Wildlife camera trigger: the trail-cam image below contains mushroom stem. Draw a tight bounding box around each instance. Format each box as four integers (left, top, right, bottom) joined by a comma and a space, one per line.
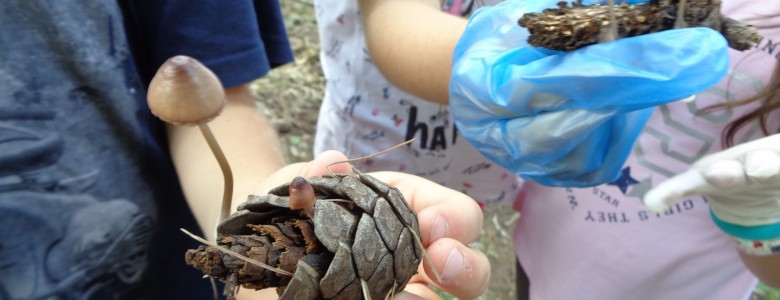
674, 0, 688, 28
198, 123, 234, 224
147, 55, 233, 239
599, 0, 619, 43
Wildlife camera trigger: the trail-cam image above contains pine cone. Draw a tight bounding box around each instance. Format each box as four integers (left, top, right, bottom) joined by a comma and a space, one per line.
185, 173, 423, 299
518, 0, 761, 51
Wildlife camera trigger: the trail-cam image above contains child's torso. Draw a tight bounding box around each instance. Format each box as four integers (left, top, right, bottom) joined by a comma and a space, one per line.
313, 0, 514, 205
516, 1, 780, 299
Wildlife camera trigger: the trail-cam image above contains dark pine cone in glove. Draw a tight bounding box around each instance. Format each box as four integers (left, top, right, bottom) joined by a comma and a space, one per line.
184, 173, 423, 300
518, 0, 762, 51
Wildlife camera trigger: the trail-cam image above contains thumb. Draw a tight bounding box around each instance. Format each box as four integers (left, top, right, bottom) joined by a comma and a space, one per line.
257, 150, 353, 194
644, 170, 709, 212
300, 150, 353, 177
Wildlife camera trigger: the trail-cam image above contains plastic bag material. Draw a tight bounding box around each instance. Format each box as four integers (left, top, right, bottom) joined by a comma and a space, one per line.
449, 0, 729, 187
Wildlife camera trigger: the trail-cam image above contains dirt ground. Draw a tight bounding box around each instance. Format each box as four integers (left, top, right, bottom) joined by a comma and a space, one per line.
251, 1, 518, 299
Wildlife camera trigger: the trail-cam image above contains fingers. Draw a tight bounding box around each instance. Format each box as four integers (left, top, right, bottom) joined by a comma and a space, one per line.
695, 134, 780, 167
644, 149, 780, 212
393, 286, 438, 300
700, 159, 746, 188
643, 170, 709, 212
301, 150, 353, 177
367, 171, 488, 299
370, 171, 483, 245
742, 149, 780, 183
415, 203, 482, 247
699, 150, 780, 187
412, 238, 491, 299
690, 149, 779, 188
644, 134, 780, 212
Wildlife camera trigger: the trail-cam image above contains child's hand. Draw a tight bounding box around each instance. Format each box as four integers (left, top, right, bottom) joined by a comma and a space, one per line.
645, 134, 780, 239
448, 0, 729, 187
370, 171, 489, 299
252, 151, 490, 299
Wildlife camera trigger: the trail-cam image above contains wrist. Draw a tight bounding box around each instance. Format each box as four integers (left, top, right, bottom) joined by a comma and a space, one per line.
710, 210, 780, 256
734, 237, 780, 256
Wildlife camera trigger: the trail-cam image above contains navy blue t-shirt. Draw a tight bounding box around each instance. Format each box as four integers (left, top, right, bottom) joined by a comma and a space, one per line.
0, 1, 292, 299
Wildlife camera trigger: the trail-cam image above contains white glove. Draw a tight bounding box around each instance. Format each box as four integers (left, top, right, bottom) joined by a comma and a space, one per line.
644, 134, 780, 231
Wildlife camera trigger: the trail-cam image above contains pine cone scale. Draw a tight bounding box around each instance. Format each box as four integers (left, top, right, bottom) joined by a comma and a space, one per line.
352, 214, 390, 280
319, 242, 356, 298
312, 200, 359, 253
373, 198, 405, 251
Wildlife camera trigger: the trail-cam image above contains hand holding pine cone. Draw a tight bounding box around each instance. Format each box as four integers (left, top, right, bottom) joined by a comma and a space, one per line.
185, 173, 423, 299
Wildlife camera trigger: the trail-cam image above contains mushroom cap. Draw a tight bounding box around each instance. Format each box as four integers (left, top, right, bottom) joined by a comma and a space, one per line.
147, 55, 226, 125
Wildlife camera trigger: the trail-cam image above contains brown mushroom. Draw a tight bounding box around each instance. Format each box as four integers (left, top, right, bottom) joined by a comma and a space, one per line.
288, 176, 316, 217
147, 55, 234, 229
148, 56, 225, 125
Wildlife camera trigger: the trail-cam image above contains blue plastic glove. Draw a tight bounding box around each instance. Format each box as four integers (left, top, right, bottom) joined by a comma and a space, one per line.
449, 0, 730, 187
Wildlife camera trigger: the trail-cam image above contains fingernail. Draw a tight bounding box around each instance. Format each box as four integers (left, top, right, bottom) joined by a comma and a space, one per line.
430, 216, 448, 243
703, 160, 743, 187
441, 247, 468, 283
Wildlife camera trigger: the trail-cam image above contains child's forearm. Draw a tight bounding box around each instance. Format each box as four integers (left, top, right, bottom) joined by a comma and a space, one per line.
167, 85, 286, 241
739, 252, 780, 288
359, 0, 466, 104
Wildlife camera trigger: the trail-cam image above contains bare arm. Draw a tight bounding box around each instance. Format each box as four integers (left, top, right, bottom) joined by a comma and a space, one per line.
740, 251, 780, 288
167, 84, 285, 241
359, 0, 466, 104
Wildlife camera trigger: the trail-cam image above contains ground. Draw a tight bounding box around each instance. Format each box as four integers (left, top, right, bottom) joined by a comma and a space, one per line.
250, 1, 779, 299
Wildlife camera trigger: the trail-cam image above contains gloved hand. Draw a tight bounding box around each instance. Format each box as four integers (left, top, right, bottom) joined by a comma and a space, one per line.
448, 0, 730, 187
644, 134, 780, 242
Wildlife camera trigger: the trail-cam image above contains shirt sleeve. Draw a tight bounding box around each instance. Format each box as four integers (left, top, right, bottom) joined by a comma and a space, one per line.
120, 0, 293, 88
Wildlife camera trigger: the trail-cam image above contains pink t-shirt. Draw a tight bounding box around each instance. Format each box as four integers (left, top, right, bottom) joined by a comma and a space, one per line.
313, 0, 515, 206
514, 2, 780, 299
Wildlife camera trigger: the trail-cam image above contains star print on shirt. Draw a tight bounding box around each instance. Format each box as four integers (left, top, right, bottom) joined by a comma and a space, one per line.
627, 177, 653, 199
608, 166, 639, 195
